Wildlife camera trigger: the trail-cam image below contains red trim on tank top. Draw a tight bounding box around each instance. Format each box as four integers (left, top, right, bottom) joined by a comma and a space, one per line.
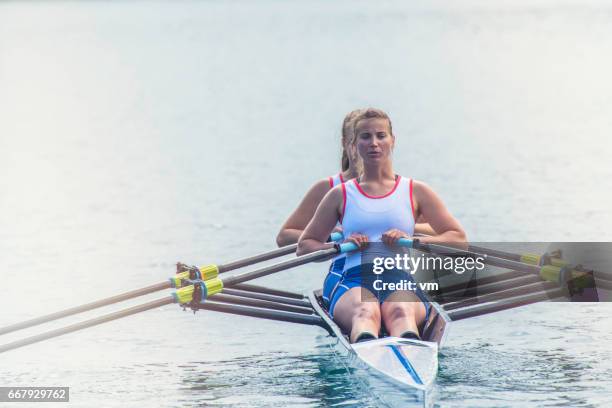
328, 177, 333, 189
354, 176, 401, 199
409, 178, 416, 220
339, 173, 345, 183
340, 182, 347, 223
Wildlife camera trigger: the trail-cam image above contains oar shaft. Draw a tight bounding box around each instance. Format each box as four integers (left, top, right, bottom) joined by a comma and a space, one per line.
222, 288, 311, 307
447, 287, 566, 321
218, 244, 297, 273
467, 244, 523, 262
0, 244, 303, 337
434, 269, 530, 296
212, 293, 313, 314
195, 301, 328, 330
0, 246, 340, 354
412, 234, 542, 264
221, 247, 337, 287
436, 274, 540, 303
442, 280, 559, 311
229, 283, 304, 299
0, 281, 170, 336
410, 240, 542, 275
0, 297, 174, 354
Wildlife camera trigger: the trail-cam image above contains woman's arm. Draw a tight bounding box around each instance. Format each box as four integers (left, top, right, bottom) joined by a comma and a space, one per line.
296, 186, 344, 256
276, 179, 331, 247
412, 181, 467, 244
414, 220, 437, 236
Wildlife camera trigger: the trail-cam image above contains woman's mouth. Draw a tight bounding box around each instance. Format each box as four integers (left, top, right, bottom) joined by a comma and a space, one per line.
367, 151, 382, 158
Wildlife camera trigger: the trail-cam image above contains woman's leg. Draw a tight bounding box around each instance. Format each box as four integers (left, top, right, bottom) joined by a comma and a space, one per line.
332, 287, 381, 343
380, 291, 427, 338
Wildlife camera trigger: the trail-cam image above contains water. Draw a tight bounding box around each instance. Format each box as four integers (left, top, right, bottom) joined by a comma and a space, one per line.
1, 0, 612, 406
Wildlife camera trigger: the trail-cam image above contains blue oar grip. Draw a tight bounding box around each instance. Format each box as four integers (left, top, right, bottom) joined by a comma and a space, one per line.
397, 238, 414, 248
338, 242, 359, 253
330, 231, 344, 242
337, 238, 414, 253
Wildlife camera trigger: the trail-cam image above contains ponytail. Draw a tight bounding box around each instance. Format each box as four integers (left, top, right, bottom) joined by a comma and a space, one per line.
341, 150, 350, 171
340, 109, 364, 173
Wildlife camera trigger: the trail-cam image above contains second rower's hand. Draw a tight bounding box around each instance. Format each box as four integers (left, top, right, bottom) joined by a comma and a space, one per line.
296, 237, 334, 256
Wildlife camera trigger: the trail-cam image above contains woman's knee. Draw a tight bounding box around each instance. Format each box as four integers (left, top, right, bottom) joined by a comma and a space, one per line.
352, 304, 380, 323
384, 304, 417, 323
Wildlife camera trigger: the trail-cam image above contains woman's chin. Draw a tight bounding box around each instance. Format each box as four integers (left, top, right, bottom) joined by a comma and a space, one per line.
363, 156, 384, 164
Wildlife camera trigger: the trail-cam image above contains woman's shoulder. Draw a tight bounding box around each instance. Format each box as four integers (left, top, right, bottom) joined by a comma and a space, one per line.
312, 177, 333, 191
409, 178, 428, 190
411, 179, 441, 202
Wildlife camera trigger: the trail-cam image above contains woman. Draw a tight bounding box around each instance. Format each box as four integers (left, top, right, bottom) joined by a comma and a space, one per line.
297, 108, 466, 343
276, 109, 363, 247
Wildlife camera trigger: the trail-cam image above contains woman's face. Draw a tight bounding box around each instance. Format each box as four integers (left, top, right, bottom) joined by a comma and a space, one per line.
353, 117, 394, 165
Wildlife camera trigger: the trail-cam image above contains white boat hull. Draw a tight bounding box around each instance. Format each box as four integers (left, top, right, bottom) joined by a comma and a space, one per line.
308, 290, 451, 402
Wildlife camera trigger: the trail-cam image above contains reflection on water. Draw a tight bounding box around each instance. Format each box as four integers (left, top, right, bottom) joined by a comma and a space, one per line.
177, 343, 383, 408
437, 303, 612, 407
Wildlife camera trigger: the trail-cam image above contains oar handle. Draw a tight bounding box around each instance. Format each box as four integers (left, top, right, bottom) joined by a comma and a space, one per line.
330, 231, 343, 242
337, 238, 415, 254
398, 238, 414, 247
337, 242, 358, 253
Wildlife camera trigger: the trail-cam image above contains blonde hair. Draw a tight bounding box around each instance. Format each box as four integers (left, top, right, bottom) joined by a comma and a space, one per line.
352, 108, 394, 141
341, 109, 364, 171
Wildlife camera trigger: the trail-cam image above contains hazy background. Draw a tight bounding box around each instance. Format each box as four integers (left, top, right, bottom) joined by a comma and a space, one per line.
1, 1, 611, 407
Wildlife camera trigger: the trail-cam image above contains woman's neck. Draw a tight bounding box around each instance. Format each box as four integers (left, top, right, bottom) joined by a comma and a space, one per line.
361, 162, 395, 182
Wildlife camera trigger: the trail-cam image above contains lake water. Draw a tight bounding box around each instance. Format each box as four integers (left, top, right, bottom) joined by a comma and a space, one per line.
1, 1, 612, 407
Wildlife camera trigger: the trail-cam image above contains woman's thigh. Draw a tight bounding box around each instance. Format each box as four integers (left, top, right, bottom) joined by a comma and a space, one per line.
332, 287, 381, 333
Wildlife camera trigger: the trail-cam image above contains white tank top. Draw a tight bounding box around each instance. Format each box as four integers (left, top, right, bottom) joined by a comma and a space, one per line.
328, 172, 344, 189
340, 176, 416, 271
328, 173, 346, 228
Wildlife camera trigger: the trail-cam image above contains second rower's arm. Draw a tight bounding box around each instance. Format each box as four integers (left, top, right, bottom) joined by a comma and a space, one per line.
296, 186, 343, 256
413, 181, 467, 244
276, 179, 331, 247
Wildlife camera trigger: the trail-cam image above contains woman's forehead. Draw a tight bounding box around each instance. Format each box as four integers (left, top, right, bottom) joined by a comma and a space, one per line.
355, 117, 390, 133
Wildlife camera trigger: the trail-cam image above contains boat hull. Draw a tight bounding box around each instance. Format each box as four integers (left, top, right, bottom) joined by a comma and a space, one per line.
308, 290, 451, 402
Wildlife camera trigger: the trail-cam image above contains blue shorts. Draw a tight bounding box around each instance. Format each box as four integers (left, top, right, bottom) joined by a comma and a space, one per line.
325, 265, 431, 324
322, 256, 346, 306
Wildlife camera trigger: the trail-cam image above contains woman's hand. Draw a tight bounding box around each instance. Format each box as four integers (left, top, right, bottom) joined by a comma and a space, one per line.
381, 229, 409, 246
345, 233, 369, 250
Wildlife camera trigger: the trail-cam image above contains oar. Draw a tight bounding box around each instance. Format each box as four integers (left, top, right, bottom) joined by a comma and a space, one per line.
0, 234, 342, 337
442, 279, 559, 311
402, 233, 600, 273
389, 238, 602, 319
0, 241, 354, 354
439, 266, 609, 320
447, 285, 567, 321
395, 238, 596, 290
0, 232, 345, 337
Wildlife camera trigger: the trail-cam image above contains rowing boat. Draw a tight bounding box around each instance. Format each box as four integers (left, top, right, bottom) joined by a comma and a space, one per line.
308, 289, 451, 400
